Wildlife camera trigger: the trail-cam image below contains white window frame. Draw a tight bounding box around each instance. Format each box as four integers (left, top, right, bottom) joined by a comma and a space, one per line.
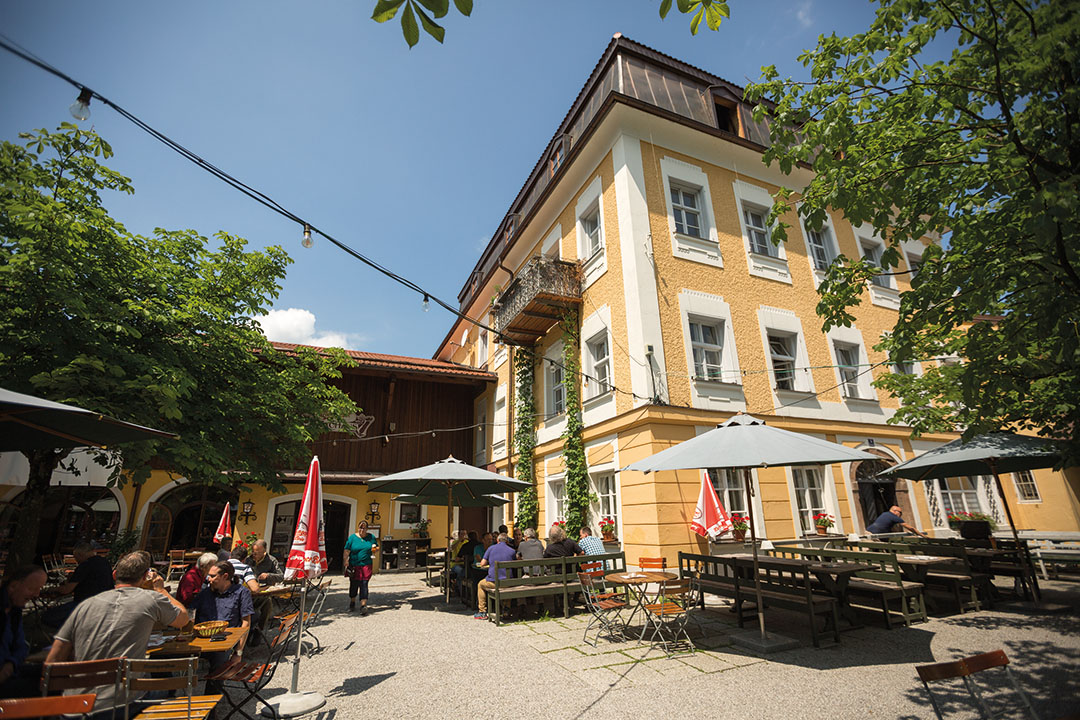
758, 306, 814, 394
584, 331, 611, 400
477, 326, 489, 368
856, 226, 900, 310
859, 238, 891, 289
474, 398, 487, 466
689, 317, 724, 382
799, 209, 840, 287
707, 468, 747, 516
826, 325, 878, 402
548, 360, 565, 418
1013, 470, 1042, 503
768, 333, 797, 391
937, 476, 983, 516
541, 223, 562, 260
660, 156, 722, 268
575, 176, 607, 288
670, 183, 703, 239
734, 181, 791, 283
834, 342, 862, 399
791, 467, 828, 535
547, 475, 566, 524
492, 385, 507, 460
579, 306, 616, 424
590, 471, 620, 536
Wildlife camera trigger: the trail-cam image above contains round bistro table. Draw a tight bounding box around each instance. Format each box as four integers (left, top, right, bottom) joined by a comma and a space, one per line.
605, 571, 677, 639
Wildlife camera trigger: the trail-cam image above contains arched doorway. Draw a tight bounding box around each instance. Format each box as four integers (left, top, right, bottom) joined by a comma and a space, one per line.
851, 451, 914, 530
141, 484, 238, 554
0, 486, 122, 558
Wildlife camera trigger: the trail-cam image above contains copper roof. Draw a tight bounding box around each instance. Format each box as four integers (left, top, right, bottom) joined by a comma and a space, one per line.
270, 341, 494, 382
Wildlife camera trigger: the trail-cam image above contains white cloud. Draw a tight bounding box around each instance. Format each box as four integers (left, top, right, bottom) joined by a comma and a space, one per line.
257, 308, 362, 350
796, 0, 813, 29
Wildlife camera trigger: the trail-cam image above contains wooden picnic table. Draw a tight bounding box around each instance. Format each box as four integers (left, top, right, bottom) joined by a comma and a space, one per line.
150, 626, 248, 657
728, 553, 873, 628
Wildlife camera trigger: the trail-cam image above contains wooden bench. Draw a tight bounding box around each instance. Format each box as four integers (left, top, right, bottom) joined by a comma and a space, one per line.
679, 552, 839, 647
770, 545, 927, 628
485, 552, 627, 626
851, 540, 991, 613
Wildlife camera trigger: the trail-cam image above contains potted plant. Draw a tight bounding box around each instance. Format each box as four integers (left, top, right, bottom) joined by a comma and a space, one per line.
599, 517, 616, 541
729, 514, 749, 542
412, 518, 431, 538
947, 511, 995, 538
813, 513, 835, 536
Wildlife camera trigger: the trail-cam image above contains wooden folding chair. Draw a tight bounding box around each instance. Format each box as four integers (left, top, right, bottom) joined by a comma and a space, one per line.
42, 657, 124, 719
916, 649, 1041, 719
166, 550, 189, 583
578, 572, 628, 646
122, 656, 222, 720
0, 693, 96, 718
206, 612, 299, 720
641, 578, 699, 654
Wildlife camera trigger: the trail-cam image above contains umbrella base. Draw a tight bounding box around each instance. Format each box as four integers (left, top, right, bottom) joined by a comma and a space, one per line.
260, 692, 326, 718
731, 629, 799, 654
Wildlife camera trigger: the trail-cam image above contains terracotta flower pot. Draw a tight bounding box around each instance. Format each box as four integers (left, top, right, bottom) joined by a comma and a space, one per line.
602, 531, 615, 541
732, 529, 746, 542
815, 525, 829, 536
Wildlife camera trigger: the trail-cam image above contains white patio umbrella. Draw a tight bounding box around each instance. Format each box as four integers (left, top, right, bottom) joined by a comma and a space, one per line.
263, 456, 327, 718
621, 413, 877, 648
367, 456, 531, 601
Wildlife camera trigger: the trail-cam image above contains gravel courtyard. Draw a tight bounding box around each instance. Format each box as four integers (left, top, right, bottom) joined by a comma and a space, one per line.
252, 573, 1080, 720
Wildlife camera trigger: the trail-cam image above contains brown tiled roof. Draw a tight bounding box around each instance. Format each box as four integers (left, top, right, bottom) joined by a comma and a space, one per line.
270, 341, 494, 382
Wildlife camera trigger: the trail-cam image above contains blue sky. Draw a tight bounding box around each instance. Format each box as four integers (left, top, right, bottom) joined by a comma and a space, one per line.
0, 1, 880, 358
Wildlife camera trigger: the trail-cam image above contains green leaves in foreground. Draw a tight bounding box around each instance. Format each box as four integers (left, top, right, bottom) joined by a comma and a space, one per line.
660, 0, 730, 34
371, 0, 471, 48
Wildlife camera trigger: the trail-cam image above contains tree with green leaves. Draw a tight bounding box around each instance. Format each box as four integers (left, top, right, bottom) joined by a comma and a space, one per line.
0, 124, 359, 566
745, 0, 1079, 466
371, 0, 727, 47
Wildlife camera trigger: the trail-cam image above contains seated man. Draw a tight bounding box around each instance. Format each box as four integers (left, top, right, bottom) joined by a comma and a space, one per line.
228, 545, 262, 593
177, 552, 219, 607
216, 536, 233, 562
577, 526, 606, 556
42, 542, 114, 628
46, 552, 188, 713
250, 540, 283, 586
452, 531, 478, 594
191, 561, 254, 666
543, 525, 583, 558
474, 532, 516, 621
0, 565, 48, 699
867, 505, 928, 537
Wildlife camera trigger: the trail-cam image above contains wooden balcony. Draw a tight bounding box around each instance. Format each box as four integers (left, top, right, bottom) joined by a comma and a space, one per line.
493, 257, 582, 345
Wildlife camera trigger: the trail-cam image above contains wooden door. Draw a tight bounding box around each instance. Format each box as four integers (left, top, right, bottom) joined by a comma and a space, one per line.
141, 502, 173, 555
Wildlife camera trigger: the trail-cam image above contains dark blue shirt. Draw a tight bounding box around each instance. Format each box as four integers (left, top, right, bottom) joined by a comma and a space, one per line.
192, 582, 254, 628
867, 510, 903, 534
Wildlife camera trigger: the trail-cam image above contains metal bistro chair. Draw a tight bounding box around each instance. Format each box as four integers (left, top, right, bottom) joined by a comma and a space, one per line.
916, 649, 1041, 720
42, 657, 124, 720
577, 571, 629, 647
641, 577, 700, 654
0, 693, 97, 718
123, 657, 222, 720
636, 556, 668, 604
166, 550, 190, 583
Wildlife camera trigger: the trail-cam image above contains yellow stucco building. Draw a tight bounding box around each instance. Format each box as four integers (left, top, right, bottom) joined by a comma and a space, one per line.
433, 35, 1080, 566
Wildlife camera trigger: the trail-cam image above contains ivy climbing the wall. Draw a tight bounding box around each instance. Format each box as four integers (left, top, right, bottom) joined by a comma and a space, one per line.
512, 348, 538, 530
560, 309, 594, 537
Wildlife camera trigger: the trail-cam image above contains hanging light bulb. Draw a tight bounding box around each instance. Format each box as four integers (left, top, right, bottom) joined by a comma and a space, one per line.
301, 224, 313, 249
69, 87, 92, 121
423, 294, 430, 312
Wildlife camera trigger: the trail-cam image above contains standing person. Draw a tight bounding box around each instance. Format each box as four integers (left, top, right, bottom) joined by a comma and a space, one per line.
46, 553, 189, 713
176, 552, 218, 607
41, 542, 114, 628
343, 520, 379, 614
577, 527, 606, 556
543, 525, 583, 558
474, 533, 516, 621
0, 565, 48, 698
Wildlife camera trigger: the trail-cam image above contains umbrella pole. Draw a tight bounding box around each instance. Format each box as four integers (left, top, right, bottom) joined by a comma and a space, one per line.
262, 580, 326, 717
446, 484, 454, 603
989, 464, 1041, 601
745, 468, 766, 641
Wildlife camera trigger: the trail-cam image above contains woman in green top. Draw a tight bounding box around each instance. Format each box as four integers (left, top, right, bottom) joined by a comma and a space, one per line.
343, 520, 379, 614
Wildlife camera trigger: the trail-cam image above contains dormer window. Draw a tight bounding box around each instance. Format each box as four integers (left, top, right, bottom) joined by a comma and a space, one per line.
550, 145, 565, 176
715, 100, 739, 136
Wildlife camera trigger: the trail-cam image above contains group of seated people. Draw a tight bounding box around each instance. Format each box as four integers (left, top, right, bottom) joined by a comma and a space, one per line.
0, 536, 287, 714
447, 523, 609, 620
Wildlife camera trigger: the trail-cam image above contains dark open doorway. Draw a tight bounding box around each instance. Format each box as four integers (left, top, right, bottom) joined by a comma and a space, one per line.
324, 502, 349, 571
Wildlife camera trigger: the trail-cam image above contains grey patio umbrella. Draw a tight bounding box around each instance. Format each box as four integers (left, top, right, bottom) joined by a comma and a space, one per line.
394, 493, 511, 508
0, 387, 176, 451
621, 413, 877, 646
880, 431, 1068, 601
367, 455, 531, 601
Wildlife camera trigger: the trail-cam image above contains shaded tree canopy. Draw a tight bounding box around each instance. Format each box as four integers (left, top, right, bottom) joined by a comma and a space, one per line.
745, 0, 1079, 465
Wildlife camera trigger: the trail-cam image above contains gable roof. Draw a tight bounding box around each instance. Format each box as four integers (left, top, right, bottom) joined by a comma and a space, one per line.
270, 341, 494, 382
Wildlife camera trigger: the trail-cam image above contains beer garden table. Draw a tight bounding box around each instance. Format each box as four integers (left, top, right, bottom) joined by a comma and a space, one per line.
605, 570, 677, 640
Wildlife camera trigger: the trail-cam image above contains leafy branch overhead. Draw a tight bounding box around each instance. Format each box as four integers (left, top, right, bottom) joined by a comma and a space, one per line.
373, 0, 726, 47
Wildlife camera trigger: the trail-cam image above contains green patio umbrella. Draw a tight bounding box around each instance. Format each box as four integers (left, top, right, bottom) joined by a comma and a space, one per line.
367, 456, 530, 601
880, 431, 1068, 601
